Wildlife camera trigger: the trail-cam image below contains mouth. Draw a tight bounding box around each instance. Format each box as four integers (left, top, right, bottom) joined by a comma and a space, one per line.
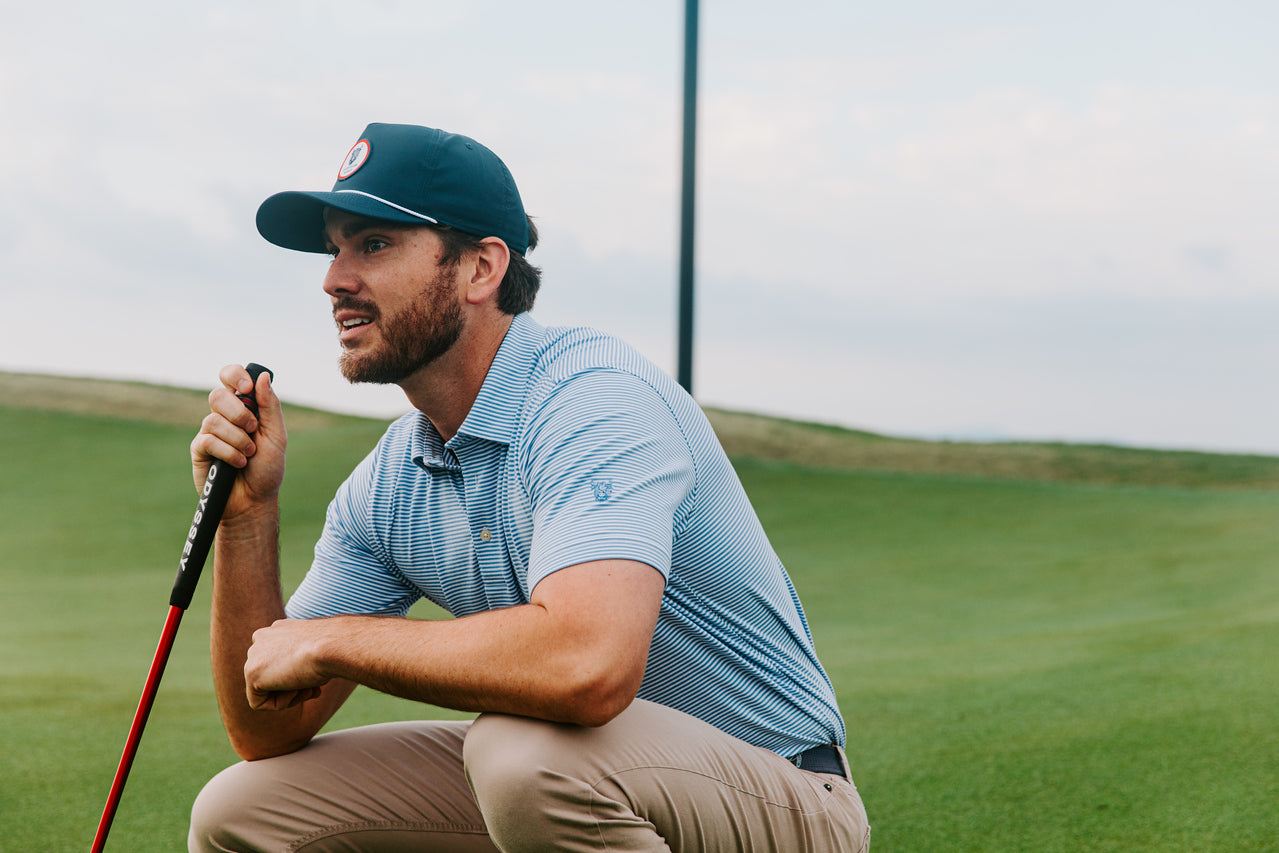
334, 308, 377, 343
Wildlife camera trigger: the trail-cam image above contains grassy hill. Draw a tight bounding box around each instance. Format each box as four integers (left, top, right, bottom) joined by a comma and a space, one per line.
2, 372, 1276, 851
707, 408, 1279, 489
6, 370, 1277, 487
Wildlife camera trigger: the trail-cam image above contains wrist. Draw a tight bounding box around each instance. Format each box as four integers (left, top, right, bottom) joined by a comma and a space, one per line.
309, 616, 356, 681
216, 499, 280, 542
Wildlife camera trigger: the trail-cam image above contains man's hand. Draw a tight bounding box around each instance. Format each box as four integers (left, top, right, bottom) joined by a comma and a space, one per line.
191, 365, 287, 520
244, 618, 334, 711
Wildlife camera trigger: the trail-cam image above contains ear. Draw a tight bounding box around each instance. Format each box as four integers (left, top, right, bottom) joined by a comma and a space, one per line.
463, 238, 510, 306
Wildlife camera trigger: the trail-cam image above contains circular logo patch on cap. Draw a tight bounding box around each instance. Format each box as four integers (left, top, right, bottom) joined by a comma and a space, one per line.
337, 139, 371, 180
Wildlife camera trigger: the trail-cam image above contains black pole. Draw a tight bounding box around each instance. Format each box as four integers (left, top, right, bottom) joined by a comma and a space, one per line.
677, 0, 699, 394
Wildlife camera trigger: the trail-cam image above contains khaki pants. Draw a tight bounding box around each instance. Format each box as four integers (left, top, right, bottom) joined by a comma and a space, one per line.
189, 698, 870, 852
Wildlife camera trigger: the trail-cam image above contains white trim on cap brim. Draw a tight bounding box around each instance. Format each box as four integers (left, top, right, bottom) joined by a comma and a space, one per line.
335, 189, 440, 224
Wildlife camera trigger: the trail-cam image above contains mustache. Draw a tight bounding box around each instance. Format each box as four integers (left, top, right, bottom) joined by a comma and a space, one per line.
332, 297, 380, 320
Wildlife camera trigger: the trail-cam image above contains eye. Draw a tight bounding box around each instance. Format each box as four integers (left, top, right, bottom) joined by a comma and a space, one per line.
365, 237, 389, 254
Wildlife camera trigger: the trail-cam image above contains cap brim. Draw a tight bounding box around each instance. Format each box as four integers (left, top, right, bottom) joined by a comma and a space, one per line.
255, 190, 435, 253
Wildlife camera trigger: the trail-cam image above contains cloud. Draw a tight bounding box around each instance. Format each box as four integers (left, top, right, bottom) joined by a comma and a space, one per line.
1, 1, 1275, 455
689, 273, 1279, 453
1183, 244, 1230, 274
683, 79, 1279, 311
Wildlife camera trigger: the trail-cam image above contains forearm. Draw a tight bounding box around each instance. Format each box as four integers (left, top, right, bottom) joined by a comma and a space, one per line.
210, 501, 349, 759
247, 561, 665, 728
316, 607, 633, 726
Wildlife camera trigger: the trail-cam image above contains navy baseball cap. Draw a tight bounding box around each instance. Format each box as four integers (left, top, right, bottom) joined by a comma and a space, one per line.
256, 123, 529, 255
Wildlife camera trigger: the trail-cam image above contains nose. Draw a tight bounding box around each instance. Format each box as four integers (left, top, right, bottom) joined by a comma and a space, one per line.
322, 253, 362, 298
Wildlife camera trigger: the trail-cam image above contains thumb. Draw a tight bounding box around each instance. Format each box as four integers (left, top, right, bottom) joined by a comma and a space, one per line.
251, 369, 285, 438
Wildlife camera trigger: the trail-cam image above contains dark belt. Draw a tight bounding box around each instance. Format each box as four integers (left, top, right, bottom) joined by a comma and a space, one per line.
790, 744, 844, 777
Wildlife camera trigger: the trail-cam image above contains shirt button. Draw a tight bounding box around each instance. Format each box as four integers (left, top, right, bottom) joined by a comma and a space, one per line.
480, 528, 492, 543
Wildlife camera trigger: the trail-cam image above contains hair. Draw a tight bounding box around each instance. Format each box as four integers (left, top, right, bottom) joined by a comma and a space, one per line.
432, 217, 542, 315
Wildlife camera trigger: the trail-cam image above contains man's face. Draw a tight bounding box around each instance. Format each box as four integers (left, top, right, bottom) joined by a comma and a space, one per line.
322, 210, 465, 385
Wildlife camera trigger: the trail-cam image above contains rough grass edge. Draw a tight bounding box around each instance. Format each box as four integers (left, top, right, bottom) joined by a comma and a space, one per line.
3, 371, 1276, 489
703, 407, 1279, 489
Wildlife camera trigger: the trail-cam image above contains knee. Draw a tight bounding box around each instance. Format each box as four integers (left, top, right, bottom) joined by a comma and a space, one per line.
187, 760, 273, 853
463, 712, 557, 805
464, 713, 591, 847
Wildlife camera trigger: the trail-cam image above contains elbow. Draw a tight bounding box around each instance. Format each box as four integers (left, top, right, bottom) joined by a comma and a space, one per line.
229, 731, 313, 762
558, 663, 644, 727
567, 694, 633, 728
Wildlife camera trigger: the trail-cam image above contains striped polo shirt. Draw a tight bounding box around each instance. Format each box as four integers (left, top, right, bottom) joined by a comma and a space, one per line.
287, 313, 846, 757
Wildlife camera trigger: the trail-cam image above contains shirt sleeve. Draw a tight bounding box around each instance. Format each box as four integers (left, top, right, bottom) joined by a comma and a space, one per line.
285, 446, 422, 619
520, 369, 696, 591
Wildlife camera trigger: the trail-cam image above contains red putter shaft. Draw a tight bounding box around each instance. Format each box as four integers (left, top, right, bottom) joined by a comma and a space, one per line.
91, 364, 271, 853
90, 606, 184, 852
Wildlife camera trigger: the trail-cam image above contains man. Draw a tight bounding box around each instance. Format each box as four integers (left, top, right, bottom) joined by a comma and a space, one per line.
188, 122, 870, 852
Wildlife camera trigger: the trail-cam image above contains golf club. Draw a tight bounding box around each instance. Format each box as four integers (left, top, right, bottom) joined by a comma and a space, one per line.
90, 363, 272, 853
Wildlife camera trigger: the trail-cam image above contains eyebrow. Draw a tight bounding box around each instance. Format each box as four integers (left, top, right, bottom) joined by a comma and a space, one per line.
324, 215, 415, 244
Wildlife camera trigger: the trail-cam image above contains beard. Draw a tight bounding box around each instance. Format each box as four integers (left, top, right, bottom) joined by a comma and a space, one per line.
336, 267, 464, 385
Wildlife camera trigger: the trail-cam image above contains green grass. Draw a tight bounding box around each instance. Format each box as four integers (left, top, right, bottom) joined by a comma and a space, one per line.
0, 403, 443, 851
742, 460, 1279, 850
2, 375, 1277, 850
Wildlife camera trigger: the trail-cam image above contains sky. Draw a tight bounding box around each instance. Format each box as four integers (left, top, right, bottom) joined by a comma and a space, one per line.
3, 0, 1277, 454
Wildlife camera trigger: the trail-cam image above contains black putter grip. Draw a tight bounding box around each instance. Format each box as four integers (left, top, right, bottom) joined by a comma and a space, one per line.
169, 364, 273, 609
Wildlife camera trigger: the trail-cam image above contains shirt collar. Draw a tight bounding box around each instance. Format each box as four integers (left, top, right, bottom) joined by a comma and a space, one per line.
408, 313, 543, 469
457, 312, 543, 445
409, 413, 458, 471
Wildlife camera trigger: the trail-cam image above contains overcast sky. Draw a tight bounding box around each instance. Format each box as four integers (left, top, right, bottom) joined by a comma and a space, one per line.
3, 1, 1276, 453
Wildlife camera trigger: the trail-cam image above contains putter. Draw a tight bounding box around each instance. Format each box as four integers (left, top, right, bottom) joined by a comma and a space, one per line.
91, 363, 272, 853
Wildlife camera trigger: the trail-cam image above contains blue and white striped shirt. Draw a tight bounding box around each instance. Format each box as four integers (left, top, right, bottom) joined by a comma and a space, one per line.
287, 313, 846, 756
